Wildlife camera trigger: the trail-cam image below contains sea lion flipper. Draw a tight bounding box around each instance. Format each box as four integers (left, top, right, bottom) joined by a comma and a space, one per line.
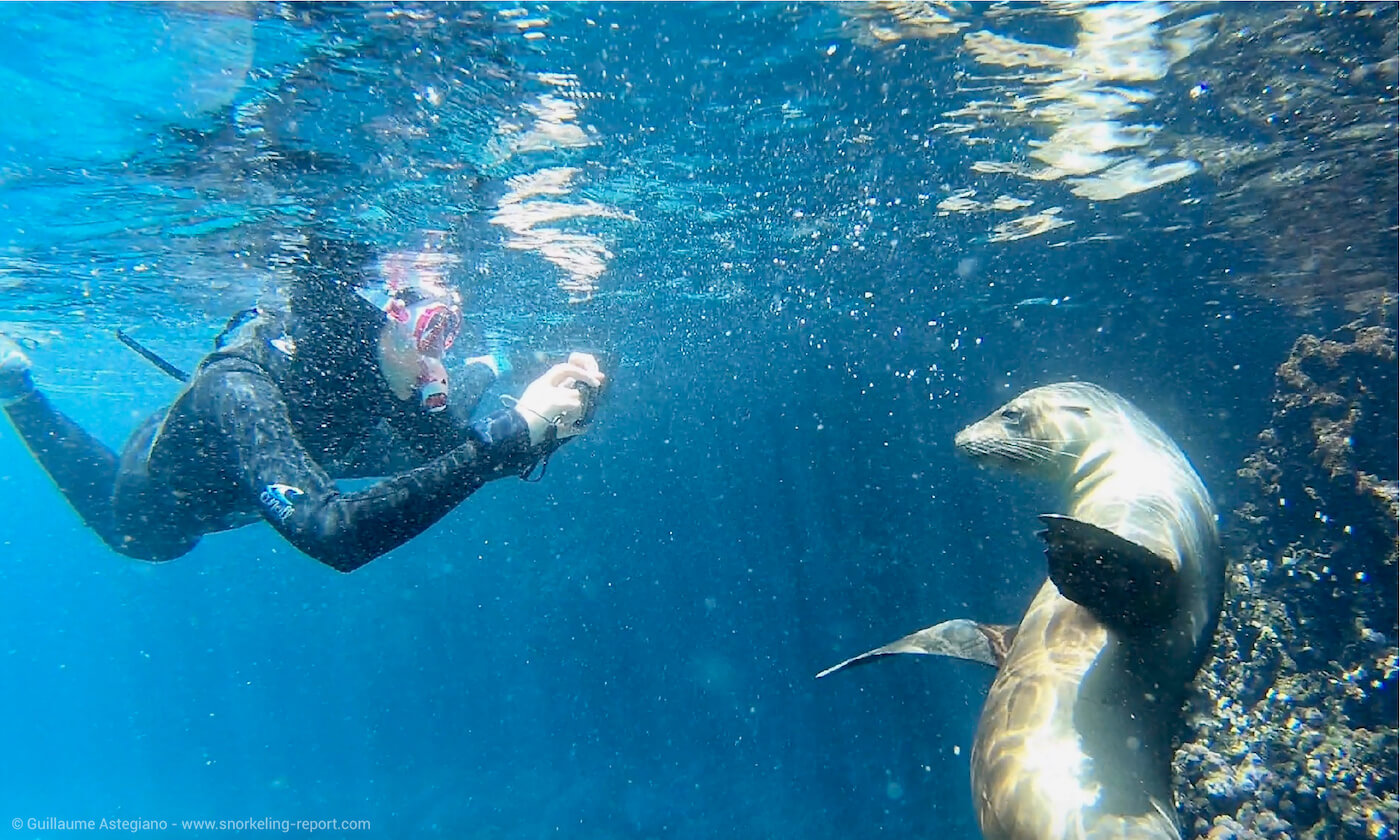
816, 619, 1015, 679
1037, 513, 1180, 631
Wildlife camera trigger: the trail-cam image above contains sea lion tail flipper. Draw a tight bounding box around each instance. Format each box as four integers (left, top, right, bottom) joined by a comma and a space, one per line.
816, 619, 1016, 679
1038, 513, 1180, 631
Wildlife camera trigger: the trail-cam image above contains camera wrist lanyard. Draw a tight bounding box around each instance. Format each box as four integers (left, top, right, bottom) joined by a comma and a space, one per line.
520, 430, 563, 481
500, 395, 564, 482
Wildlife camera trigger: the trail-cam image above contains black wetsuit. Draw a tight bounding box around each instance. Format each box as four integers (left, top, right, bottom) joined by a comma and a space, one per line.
3, 307, 540, 572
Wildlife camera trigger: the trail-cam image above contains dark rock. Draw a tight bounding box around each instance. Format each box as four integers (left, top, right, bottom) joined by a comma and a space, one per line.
1175, 320, 1399, 840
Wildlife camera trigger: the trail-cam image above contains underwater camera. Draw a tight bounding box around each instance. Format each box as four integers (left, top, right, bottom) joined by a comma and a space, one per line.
575, 380, 601, 427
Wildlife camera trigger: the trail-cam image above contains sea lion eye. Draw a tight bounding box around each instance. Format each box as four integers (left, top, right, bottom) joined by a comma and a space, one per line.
1001, 407, 1024, 424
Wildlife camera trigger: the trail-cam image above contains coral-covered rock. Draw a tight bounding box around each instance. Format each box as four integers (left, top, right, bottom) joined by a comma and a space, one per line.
1175, 320, 1398, 840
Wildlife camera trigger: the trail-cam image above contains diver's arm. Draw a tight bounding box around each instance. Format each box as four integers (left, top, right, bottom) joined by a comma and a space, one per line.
456, 356, 501, 409
387, 356, 505, 461
190, 361, 534, 572
436, 357, 499, 426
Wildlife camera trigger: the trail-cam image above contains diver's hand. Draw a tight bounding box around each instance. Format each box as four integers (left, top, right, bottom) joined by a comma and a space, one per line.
464, 354, 500, 377
513, 354, 605, 446
465, 351, 511, 378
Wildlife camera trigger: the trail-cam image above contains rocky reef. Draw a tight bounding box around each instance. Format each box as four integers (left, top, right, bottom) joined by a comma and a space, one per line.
1175, 320, 1398, 840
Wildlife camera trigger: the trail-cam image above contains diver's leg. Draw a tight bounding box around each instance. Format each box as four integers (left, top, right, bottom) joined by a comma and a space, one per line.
1, 336, 122, 531
1, 335, 198, 561
0, 334, 33, 403
107, 413, 201, 562
4, 389, 123, 542
5, 388, 200, 560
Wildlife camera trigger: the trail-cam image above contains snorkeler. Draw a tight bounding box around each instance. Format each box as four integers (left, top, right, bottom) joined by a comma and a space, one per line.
0, 234, 605, 572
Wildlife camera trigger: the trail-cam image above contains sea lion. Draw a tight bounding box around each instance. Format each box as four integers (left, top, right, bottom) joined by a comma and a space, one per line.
820, 382, 1222, 840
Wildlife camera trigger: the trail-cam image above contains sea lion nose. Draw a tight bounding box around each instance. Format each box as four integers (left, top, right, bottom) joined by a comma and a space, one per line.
954, 426, 974, 450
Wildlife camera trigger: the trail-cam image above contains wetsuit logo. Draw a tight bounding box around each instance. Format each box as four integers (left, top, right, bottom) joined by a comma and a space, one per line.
260, 483, 304, 522
270, 334, 297, 357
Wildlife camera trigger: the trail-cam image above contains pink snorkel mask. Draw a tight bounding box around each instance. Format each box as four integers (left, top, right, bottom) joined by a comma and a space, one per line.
383, 295, 463, 357
359, 248, 464, 413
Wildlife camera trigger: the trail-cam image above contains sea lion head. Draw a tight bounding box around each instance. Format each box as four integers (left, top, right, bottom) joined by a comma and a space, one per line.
954, 382, 1117, 477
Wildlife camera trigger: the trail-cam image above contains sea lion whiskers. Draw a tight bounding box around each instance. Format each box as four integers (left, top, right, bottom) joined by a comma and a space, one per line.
996, 442, 1055, 464
1012, 436, 1084, 454
965, 436, 1081, 464
1000, 440, 1060, 463
961, 437, 1040, 462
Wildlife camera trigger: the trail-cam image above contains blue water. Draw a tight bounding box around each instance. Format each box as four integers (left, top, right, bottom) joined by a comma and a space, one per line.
0, 3, 1394, 838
